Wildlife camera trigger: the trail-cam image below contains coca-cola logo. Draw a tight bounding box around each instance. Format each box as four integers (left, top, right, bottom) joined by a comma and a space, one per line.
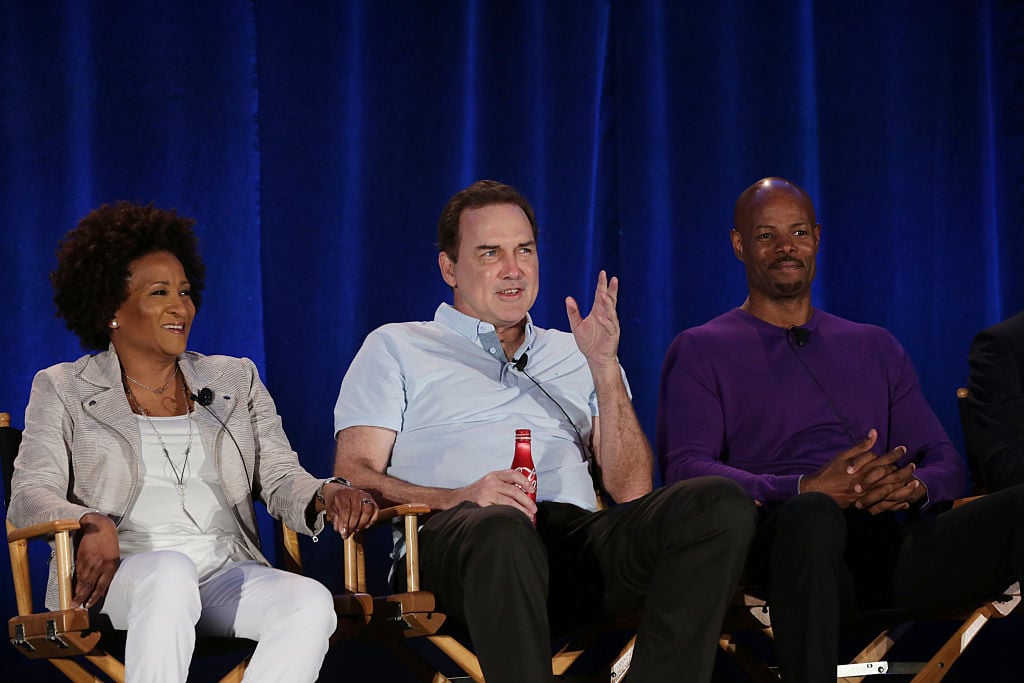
515, 466, 537, 492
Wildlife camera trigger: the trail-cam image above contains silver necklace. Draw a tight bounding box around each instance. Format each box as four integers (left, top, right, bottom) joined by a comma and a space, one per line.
126, 383, 202, 530
123, 367, 178, 394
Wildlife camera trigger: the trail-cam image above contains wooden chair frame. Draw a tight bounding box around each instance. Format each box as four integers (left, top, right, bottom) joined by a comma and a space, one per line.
719, 580, 1021, 682
3, 411, 366, 682
338, 504, 636, 682
717, 387, 1022, 681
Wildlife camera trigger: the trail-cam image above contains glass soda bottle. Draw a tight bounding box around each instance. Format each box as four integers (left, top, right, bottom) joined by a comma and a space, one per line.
512, 428, 537, 523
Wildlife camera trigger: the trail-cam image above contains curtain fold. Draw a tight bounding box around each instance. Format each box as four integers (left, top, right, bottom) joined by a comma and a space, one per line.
3, 2, 1023, 678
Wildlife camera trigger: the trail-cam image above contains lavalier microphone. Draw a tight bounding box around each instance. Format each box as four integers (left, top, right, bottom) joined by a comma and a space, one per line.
788, 325, 810, 348
785, 326, 857, 443
513, 353, 529, 372
187, 384, 252, 494
190, 387, 214, 406
511, 352, 588, 462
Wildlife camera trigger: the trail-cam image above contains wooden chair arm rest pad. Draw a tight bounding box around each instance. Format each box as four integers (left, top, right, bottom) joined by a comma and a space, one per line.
331, 592, 374, 641
375, 591, 436, 613
8, 608, 101, 659
368, 591, 445, 637
8, 519, 82, 542
334, 592, 374, 621
375, 503, 431, 522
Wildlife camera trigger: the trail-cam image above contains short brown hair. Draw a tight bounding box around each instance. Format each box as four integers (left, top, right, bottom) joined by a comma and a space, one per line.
436, 180, 538, 261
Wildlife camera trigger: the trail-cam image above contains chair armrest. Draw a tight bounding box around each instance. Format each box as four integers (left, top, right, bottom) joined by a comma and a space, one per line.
342, 503, 432, 593
7, 518, 82, 615
376, 503, 432, 522
8, 607, 101, 658
7, 519, 82, 542
280, 522, 303, 574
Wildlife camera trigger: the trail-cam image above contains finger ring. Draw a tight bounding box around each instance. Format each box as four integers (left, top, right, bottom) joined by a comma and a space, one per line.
361, 498, 374, 506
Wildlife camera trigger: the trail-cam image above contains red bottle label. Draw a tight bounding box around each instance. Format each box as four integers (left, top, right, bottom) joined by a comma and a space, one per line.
512, 429, 537, 499
512, 429, 537, 524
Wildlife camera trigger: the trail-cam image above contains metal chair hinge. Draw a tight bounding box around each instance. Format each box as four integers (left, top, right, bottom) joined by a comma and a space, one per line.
45, 619, 70, 648
12, 623, 36, 652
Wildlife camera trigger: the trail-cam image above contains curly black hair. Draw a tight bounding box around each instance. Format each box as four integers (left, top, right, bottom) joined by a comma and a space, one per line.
51, 201, 205, 350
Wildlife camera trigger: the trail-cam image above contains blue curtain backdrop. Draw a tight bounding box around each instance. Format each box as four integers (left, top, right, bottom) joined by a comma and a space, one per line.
2, 1, 1023, 680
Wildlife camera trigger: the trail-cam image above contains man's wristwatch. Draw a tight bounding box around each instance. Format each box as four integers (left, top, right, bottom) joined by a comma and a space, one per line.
317, 476, 351, 504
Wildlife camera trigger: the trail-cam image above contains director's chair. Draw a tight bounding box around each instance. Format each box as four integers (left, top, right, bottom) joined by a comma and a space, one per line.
716, 388, 1022, 681
337, 503, 637, 682
719, 571, 1020, 681
3, 411, 369, 682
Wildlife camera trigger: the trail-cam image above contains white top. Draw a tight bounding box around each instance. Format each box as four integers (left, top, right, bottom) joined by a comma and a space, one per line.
118, 414, 254, 581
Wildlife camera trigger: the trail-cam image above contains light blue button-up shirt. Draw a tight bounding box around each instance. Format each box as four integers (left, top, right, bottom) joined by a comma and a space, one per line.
334, 303, 611, 511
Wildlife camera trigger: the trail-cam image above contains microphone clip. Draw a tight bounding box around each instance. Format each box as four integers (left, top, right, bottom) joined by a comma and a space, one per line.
191, 387, 214, 406
788, 326, 810, 348
512, 353, 529, 372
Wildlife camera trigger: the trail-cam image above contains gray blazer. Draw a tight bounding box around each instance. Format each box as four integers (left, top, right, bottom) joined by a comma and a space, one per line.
9, 345, 325, 607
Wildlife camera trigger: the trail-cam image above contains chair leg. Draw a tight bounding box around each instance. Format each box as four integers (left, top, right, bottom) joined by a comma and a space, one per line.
718, 633, 780, 683
218, 655, 251, 683
848, 622, 909, 667
48, 657, 109, 683
552, 633, 599, 676
427, 634, 485, 683
378, 639, 445, 682
609, 635, 635, 682
838, 622, 915, 683
909, 608, 995, 683
551, 631, 634, 682
84, 652, 126, 682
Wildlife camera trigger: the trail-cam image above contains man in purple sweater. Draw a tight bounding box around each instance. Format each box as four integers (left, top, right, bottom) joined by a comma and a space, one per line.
657, 177, 1024, 682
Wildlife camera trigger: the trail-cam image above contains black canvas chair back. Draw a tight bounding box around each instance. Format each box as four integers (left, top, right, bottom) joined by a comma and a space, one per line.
1, 412, 21, 509
957, 387, 988, 495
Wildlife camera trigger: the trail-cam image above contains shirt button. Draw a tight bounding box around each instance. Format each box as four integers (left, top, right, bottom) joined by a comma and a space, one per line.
489, 347, 496, 354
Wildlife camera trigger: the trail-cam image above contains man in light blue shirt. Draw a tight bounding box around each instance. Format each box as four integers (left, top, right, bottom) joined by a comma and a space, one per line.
335, 302, 599, 510
332, 179, 755, 683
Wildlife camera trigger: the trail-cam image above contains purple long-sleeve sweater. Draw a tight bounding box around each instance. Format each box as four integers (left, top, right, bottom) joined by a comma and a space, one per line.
657, 308, 965, 506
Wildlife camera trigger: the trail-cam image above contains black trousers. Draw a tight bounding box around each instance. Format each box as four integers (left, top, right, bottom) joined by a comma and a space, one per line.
396, 477, 756, 683
748, 485, 1024, 683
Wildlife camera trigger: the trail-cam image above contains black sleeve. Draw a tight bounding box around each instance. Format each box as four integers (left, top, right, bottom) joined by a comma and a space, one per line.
968, 328, 1024, 490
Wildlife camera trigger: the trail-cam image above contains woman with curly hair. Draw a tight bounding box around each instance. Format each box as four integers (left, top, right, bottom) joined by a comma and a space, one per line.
9, 201, 377, 682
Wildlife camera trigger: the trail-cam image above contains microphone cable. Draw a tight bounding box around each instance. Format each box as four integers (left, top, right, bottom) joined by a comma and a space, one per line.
188, 385, 254, 496
784, 327, 859, 444
512, 353, 590, 463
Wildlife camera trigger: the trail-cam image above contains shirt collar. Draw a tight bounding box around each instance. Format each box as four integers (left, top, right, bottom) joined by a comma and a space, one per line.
434, 302, 536, 361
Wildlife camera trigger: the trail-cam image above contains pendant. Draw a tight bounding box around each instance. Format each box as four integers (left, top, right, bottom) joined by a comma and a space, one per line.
175, 482, 203, 531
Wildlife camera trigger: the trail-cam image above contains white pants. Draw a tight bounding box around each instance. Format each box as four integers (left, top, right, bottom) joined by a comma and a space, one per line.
100, 551, 336, 683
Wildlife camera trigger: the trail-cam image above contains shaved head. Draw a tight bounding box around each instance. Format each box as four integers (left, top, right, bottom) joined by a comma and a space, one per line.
734, 177, 817, 232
